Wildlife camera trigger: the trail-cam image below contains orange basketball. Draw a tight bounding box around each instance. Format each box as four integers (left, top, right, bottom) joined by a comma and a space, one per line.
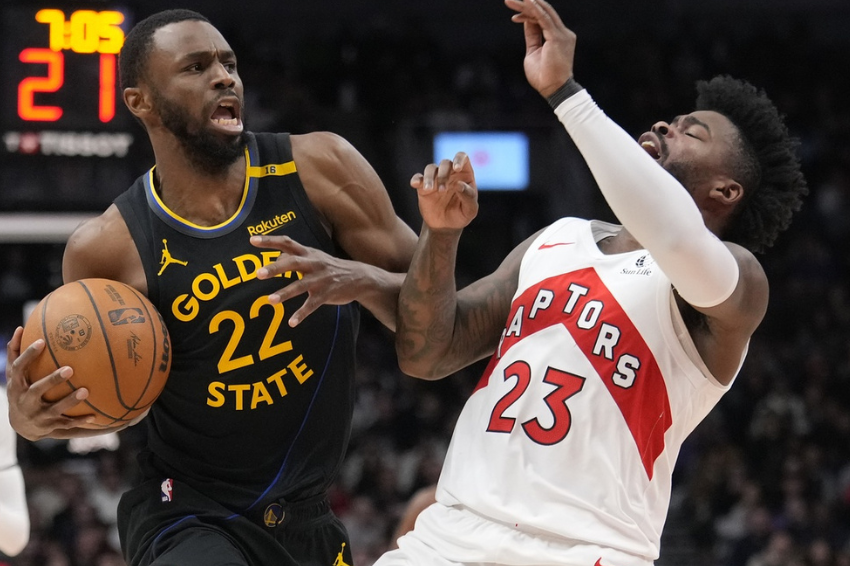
20, 278, 171, 429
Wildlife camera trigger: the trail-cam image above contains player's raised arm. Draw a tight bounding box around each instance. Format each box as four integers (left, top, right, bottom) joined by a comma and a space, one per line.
395, 153, 535, 380
506, 0, 806, 384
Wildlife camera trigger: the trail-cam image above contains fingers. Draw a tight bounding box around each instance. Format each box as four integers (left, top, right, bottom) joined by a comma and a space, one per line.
436, 159, 454, 191
8, 336, 46, 389
452, 151, 469, 172
50, 386, 95, 424
5, 327, 24, 382
529, 0, 567, 30
418, 163, 439, 193
287, 298, 320, 328
250, 235, 306, 255
251, 235, 314, 281
412, 154, 474, 195
26, 365, 74, 396
505, 0, 568, 37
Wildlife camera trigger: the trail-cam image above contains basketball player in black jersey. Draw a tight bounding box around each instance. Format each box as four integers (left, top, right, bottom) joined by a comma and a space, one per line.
5, 9, 417, 566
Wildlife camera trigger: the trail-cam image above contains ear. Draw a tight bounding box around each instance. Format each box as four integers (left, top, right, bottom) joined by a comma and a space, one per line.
710, 177, 744, 206
123, 87, 152, 120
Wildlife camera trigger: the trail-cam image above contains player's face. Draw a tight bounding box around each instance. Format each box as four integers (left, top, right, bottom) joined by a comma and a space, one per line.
637, 110, 740, 197
144, 20, 246, 170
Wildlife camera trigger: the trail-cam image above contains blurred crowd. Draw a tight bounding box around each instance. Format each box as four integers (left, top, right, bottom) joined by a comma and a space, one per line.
2, 2, 850, 565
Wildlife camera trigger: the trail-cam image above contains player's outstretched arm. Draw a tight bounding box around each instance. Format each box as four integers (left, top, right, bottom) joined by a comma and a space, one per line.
395, 153, 534, 380
253, 132, 418, 330
507, 0, 766, 384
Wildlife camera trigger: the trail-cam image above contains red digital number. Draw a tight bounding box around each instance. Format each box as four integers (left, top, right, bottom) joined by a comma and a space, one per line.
17, 10, 125, 124
18, 47, 64, 121
99, 53, 116, 122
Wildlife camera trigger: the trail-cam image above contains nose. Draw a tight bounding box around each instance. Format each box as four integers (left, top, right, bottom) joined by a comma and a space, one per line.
651, 121, 670, 136
210, 62, 236, 90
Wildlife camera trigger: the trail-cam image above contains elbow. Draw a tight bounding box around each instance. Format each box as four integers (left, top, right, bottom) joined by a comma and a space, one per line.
397, 357, 445, 381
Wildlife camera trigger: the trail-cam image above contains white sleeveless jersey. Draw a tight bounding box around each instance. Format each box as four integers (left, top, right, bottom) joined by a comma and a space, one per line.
436, 218, 738, 561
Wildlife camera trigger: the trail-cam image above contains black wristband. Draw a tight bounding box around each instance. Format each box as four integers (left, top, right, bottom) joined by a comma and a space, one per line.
546, 77, 584, 109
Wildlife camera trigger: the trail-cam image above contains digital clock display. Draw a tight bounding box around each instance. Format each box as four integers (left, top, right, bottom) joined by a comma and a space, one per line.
1, 4, 136, 158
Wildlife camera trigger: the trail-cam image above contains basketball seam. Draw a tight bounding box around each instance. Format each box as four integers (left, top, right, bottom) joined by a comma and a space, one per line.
122, 283, 163, 411
79, 279, 132, 418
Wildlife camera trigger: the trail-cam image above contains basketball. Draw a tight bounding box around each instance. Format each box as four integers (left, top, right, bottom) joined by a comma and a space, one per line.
20, 278, 171, 429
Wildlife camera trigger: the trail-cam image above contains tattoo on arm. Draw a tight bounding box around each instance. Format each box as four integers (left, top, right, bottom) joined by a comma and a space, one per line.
397, 233, 516, 377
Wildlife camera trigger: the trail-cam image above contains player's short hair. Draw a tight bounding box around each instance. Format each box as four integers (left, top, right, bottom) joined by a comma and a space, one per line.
696, 75, 808, 253
119, 9, 210, 91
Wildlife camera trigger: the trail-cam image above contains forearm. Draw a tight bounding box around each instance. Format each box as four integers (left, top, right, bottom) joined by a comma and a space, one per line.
396, 227, 465, 379
554, 87, 739, 307
0, 466, 30, 556
354, 268, 405, 331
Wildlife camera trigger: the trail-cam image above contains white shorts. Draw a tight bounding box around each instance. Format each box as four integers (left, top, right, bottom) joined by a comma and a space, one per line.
374, 504, 654, 566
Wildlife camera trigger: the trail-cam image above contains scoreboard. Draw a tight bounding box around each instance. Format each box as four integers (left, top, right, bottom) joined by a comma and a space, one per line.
1, 3, 141, 212
1, 4, 135, 158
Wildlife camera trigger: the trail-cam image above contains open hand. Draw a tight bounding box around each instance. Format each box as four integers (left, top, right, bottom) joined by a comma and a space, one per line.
505, 0, 577, 98
251, 236, 368, 327
410, 152, 478, 232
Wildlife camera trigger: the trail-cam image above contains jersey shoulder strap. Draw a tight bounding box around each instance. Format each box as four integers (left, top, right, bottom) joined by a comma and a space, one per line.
114, 175, 162, 304
251, 132, 337, 255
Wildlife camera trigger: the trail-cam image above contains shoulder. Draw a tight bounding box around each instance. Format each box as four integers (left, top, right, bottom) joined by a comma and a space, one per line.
290, 131, 356, 162
289, 131, 391, 219
290, 131, 372, 187
63, 205, 146, 291
65, 206, 128, 251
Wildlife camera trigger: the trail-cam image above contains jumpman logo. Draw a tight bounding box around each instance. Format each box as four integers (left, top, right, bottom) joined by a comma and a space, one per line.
158, 239, 188, 276
332, 542, 350, 566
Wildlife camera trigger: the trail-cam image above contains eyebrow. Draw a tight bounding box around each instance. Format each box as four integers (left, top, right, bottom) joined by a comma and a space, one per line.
179, 49, 236, 62
673, 115, 711, 135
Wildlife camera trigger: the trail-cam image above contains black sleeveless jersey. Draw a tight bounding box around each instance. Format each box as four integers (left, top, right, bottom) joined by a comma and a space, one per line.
114, 133, 359, 513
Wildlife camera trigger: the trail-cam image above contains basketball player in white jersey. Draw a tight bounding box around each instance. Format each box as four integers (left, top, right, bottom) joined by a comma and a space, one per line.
376, 0, 807, 565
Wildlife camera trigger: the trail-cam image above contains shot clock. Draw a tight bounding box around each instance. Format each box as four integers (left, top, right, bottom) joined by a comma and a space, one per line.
1, 4, 135, 158
1, 3, 141, 212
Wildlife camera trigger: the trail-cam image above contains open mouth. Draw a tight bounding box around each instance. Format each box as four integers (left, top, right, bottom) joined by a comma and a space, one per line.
638, 132, 661, 161
210, 99, 242, 132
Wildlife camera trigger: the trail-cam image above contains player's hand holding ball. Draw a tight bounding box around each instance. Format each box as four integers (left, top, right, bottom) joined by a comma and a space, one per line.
7, 279, 171, 440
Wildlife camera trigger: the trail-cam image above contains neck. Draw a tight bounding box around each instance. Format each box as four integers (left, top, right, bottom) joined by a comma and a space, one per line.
151, 139, 247, 227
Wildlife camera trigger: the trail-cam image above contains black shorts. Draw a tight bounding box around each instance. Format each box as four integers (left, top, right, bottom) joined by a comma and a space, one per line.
117, 478, 352, 566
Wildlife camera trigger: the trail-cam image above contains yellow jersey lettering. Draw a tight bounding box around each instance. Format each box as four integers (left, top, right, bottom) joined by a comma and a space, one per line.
192, 272, 220, 301
172, 294, 199, 322
250, 381, 275, 409
207, 382, 226, 407
213, 262, 241, 289
170, 254, 300, 322
266, 369, 288, 397
289, 355, 313, 384
228, 383, 251, 410
203, 355, 314, 410
234, 253, 262, 281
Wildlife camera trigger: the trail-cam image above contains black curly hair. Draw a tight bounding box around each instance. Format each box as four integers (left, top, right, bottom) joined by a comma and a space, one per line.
119, 9, 210, 91
695, 75, 808, 253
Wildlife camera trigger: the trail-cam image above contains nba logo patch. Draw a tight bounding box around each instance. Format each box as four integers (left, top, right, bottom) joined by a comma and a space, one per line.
161, 478, 173, 502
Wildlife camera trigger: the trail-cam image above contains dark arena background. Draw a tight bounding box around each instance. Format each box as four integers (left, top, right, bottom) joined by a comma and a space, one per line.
1, 0, 849, 564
